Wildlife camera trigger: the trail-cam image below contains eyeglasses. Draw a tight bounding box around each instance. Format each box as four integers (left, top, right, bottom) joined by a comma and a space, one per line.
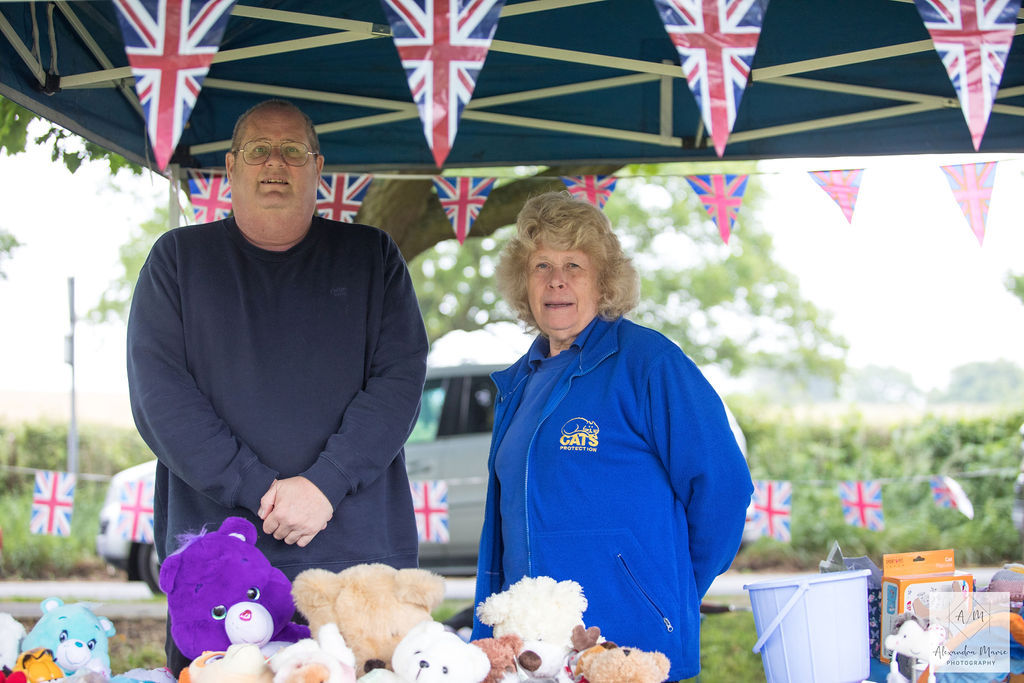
233, 140, 318, 167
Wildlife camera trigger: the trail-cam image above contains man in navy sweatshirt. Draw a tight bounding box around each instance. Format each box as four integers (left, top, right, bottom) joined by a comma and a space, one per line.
127, 99, 428, 673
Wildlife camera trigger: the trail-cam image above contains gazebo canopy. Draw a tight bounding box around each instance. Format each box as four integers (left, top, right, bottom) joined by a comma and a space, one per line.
0, 0, 1021, 173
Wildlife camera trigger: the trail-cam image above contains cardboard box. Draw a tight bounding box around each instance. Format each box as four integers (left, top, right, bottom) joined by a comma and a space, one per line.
879, 549, 973, 663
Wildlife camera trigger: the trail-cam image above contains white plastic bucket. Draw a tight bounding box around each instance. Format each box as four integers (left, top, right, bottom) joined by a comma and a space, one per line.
744, 569, 871, 683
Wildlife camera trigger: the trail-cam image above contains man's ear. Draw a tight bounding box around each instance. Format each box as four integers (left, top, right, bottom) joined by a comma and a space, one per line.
225, 150, 236, 181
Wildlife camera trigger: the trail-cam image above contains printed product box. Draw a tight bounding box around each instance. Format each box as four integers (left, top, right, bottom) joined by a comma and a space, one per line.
879, 549, 973, 663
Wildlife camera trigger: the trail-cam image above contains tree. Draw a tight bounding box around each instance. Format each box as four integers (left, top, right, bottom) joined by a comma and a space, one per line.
0, 229, 21, 279
1007, 271, 1024, 307
843, 364, 923, 404
934, 359, 1024, 403
1, 96, 140, 280
408, 169, 848, 385
1, 96, 140, 175
8, 97, 844, 384
89, 207, 168, 323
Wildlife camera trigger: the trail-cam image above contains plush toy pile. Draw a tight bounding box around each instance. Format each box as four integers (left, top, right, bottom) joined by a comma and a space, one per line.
2, 523, 672, 683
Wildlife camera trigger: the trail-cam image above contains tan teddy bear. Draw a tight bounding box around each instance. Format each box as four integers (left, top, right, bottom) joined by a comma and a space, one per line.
575, 645, 670, 683
291, 563, 446, 675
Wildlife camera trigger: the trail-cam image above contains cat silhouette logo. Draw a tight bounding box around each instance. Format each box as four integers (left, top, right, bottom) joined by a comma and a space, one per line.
560, 417, 599, 452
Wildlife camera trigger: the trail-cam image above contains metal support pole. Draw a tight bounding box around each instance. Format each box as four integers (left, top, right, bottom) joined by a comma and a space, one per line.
168, 164, 180, 229
64, 276, 78, 476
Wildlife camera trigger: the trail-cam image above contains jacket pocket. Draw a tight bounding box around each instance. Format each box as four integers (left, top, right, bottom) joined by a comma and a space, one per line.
616, 552, 673, 633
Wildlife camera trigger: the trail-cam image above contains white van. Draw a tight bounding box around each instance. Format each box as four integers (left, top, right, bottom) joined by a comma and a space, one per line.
97, 363, 748, 589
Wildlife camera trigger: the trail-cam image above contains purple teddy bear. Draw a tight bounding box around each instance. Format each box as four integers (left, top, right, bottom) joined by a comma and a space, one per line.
159, 516, 310, 659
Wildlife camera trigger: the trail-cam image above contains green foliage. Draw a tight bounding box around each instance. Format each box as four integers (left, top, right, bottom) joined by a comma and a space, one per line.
410, 230, 512, 344
931, 359, 1024, 404
0, 420, 152, 577
844, 364, 923, 404
730, 402, 1024, 569
0, 229, 20, 279
0, 97, 33, 156
610, 172, 847, 384
89, 206, 169, 323
0, 479, 106, 578
0, 419, 152, 494
1006, 271, 1024, 306
0, 96, 141, 175
410, 169, 848, 383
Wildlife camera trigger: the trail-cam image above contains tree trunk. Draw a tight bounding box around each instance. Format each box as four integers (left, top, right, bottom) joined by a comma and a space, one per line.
359, 164, 623, 261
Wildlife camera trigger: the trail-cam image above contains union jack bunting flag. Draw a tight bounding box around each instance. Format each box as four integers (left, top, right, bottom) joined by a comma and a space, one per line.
561, 175, 618, 209
317, 173, 374, 223
381, 0, 506, 168
113, 0, 237, 170
653, 0, 770, 157
187, 170, 232, 223
913, 0, 1022, 150
685, 173, 748, 243
116, 479, 155, 544
748, 480, 792, 542
837, 480, 885, 531
929, 475, 975, 519
809, 169, 865, 224
410, 480, 450, 543
941, 161, 997, 245
30, 470, 76, 537
432, 176, 496, 243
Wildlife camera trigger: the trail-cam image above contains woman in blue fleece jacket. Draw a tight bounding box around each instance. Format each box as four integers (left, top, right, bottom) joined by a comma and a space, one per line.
470, 191, 753, 681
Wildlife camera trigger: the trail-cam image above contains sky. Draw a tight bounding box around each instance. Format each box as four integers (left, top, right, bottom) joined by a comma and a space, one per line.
1, 141, 1023, 398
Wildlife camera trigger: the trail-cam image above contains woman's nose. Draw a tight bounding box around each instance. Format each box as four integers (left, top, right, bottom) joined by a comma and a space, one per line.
547, 266, 567, 287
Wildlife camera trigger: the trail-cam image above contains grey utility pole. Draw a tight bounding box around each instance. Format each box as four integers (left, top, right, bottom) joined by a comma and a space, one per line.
64, 276, 79, 476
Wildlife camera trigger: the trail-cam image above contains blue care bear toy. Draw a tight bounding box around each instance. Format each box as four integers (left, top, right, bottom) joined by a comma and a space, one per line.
20, 597, 116, 676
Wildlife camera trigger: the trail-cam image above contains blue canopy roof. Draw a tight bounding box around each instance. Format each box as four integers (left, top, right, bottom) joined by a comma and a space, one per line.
1, 0, 1021, 172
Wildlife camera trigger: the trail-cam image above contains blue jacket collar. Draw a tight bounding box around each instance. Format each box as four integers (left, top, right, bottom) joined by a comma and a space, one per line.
492, 316, 623, 397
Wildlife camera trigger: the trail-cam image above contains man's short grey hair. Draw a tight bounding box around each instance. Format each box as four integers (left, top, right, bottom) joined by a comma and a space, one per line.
230, 99, 320, 153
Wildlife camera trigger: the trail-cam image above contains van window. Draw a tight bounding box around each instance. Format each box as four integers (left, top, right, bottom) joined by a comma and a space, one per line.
408, 379, 446, 443
465, 376, 496, 434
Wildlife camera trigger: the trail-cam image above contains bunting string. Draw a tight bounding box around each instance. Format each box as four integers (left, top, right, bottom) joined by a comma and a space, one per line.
177, 158, 1019, 249
745, 469, 1015, 542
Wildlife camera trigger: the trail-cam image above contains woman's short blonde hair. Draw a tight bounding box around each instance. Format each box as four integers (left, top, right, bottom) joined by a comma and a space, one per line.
496, 191, 639, 330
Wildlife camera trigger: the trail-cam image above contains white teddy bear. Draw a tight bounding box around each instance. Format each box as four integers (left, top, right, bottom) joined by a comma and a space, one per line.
884, 617, 949, 683
0, 612, 26, 672
358, 620, 491, 683
475, 576, 588, 680
270, 623, 357, 683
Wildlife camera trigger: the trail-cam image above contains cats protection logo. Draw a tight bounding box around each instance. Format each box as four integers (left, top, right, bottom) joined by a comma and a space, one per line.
560, 417, 599, 453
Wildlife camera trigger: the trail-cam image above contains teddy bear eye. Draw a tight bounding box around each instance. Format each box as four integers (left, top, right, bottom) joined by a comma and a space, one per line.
211, 605, 227, 620
246, 587, 260, 600
59, 630, 68, 643
442, 666, 449, 674
87, 639, 96, 650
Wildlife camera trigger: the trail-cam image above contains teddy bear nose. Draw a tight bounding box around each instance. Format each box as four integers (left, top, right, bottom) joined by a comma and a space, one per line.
518, 651, 541, 672
419, 660, 429, 669
240, 609, 252, 621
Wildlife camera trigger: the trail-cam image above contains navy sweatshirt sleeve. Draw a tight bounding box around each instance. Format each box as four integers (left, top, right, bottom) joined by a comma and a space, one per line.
301, 227, 429, 506
127, 226, 278, 515
127, 217, 428, 572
